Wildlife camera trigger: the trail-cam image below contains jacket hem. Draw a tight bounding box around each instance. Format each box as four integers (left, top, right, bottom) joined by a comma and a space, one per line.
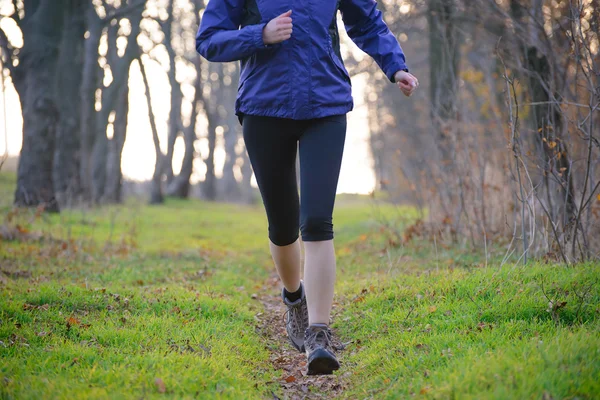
236, 103, 353, 120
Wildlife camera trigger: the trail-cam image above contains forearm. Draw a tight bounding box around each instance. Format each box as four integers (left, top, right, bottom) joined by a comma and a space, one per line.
350, 21, 407, 81
196, 0, 268, 63
341, 0, 408, 82
196, 23, 267, 62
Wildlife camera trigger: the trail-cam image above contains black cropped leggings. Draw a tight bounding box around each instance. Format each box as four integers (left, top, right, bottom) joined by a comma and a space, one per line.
242, 114, 347, 246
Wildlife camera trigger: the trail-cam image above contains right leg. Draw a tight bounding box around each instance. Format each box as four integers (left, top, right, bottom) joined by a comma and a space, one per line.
298, 115, 346, 374
242, 115, 302, 293
299, 115, 346, 327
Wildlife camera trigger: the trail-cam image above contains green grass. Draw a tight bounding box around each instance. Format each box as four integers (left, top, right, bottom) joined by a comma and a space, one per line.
1, 174, 599, 399
334, 265, 599, 399
0, 171, 16, 209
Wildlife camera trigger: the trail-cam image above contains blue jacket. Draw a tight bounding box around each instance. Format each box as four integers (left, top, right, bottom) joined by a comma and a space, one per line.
196, 0, 408, 120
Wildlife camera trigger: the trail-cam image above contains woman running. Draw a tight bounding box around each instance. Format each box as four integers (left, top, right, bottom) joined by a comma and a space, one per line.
196, 0, 418, 375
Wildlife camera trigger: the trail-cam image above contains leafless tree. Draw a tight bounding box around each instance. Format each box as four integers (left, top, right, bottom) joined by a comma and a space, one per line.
7, 0, 65, 212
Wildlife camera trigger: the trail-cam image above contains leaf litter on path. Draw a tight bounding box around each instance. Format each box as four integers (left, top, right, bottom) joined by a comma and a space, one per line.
255, 275, 347, 399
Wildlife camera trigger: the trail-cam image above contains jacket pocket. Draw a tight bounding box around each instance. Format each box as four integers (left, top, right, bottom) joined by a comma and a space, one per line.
328, 47, 351, 86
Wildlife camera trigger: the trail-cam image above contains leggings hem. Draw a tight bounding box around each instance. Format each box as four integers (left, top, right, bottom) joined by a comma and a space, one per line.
301, 233, 334, 242
269, 234, 300, 247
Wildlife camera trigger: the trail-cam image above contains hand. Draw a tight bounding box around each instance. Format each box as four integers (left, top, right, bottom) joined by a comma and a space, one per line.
262, 10, 293, 45
394, 70, 419, 97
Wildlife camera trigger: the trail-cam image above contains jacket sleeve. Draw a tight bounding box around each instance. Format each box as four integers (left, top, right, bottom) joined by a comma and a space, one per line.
196, 0, 268, 62
340, 0, 408, 82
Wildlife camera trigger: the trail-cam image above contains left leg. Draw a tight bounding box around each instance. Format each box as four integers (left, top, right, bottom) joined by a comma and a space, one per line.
298, 115, 347, 326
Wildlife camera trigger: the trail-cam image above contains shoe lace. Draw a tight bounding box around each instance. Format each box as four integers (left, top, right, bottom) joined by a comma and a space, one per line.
305, 326, 334, 351
282, 297, 308, 333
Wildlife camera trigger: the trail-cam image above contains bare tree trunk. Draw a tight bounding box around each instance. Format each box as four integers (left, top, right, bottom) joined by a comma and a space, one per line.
90, 21, 119, 203
204, 111, 218, 201
90, 2, 143, 203
168, 115, 196, 198
167, 59, 201, 198
202, 63, 221, 201
14, 0, 65, 212
240, 149, 253, 203
165, 0, 206, 198
511, 0, 576, 226
139, 58, 164, 205
53, 0, 86, 208
80, 7, 103, 202
428, 0, 461, 161
221, 65, 241, 201
222, 124, 241, 200
163, 0, 180, 184
104, 84, 129, 203
0, 29, 22, 99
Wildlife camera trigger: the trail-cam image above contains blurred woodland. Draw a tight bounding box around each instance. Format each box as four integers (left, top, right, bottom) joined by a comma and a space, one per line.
0, 0, 599, 262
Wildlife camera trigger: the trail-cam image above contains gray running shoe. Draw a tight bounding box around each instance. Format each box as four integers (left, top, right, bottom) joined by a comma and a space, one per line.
304, 323, 340, 375
282, 281, 309, 352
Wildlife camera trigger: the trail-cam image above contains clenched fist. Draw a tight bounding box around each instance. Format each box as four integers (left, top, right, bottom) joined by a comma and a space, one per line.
262, 10, 293, 45
394, 70, 419, 97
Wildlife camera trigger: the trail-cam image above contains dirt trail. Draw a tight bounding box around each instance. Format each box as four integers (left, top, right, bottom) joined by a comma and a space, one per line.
254, 275, 348, 399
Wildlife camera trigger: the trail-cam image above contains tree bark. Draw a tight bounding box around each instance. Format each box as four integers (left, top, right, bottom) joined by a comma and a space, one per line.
104, 83, 129, 203
240, 147, 253, 203
163, 0, 180, 184
162, 0, 206, 199
53, 0, 87, 208
167, 112, 196, 198
202, 63, 221, 201
511, 0, 576, 226
139, 58, 165, 205
79, 7, 103, 202
167, 58, 201, 198
90, 21, 119, 203
14, 0, 65, 212
428, 0, 461, 162
90, 2, 143, 203
221, 64, 241, 201
204, 109, 218, 201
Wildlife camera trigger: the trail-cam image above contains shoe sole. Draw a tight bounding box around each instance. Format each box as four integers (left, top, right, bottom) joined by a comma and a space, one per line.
289, 339, 305, 353
307, 348, 340, 375
286, 326, 305, 352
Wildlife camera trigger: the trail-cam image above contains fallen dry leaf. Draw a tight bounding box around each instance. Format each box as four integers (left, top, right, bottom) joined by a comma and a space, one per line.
155, 377, 166, 393
284, 375, 296, 383
353, 295, 365, 303
66, 316, 80, 328
23, 303, 49, 311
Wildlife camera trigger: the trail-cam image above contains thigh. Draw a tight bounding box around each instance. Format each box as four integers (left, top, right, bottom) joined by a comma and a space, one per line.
298, 115, 347, 220
242, 115, 300, 243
